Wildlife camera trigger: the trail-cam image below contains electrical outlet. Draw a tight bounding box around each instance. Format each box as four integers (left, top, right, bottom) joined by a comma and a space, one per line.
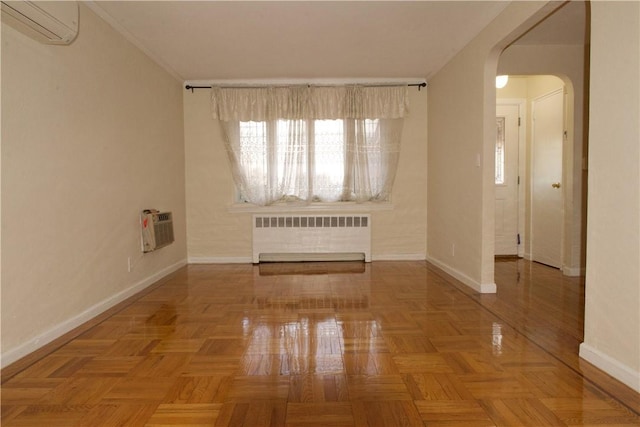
127, 257, 132, 272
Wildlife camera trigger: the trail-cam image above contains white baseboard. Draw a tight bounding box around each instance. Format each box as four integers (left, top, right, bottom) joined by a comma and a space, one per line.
1, 259, 187, 369
579, 343, 640, 392
562, 266, 585, 277
426, 255, 496, 293
372, 253, 426, 261
188, 256, 253, 264
189, 254, 427, 264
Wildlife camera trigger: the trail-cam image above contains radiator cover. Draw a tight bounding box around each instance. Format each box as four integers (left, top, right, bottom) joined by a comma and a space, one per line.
252, 214, 371, 263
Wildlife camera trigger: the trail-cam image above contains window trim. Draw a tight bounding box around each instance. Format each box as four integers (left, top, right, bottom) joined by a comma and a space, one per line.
229, 183, 394, 212
228, 201, 393, 214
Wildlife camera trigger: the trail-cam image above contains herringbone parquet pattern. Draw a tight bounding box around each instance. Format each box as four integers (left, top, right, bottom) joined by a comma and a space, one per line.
2, 260, 638, 426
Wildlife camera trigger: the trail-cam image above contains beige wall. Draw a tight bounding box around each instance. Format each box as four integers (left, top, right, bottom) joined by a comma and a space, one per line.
1, 4, 187, 366
581, 1, 640, 391
184, 89, 428, 262
426, 1, 555, 292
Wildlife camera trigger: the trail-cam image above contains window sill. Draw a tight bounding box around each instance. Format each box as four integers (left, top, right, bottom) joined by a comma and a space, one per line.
228, 201, 393, 214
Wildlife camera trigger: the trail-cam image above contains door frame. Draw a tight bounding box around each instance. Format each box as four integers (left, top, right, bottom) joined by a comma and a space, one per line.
497, 98, 527, 258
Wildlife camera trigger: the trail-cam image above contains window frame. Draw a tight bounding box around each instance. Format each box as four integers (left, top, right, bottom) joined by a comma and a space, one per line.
231, 117, 394, 212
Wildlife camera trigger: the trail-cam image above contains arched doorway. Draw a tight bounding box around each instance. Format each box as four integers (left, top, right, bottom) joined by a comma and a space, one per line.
494, 1, 588, 276
495, 75, 581, 273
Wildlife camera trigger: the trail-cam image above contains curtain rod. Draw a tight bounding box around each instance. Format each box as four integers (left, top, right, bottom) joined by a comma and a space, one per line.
185, 82, 427, 92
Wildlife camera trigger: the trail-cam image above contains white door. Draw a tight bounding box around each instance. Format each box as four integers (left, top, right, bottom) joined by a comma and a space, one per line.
531, 89, 564, 268
495, 104, 520, 255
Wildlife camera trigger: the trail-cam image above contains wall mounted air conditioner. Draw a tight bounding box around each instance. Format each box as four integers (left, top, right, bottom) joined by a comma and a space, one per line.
1, 1, 78, 45
141, 210, 174, 253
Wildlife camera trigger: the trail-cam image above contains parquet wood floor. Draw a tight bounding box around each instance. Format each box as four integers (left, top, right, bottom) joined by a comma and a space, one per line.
2, 260, 639, 426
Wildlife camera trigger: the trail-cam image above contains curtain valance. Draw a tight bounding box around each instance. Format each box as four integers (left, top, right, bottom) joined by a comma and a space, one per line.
210, 85, 409, 121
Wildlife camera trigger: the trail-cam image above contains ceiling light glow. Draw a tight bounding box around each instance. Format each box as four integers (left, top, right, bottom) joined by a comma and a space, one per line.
496, 75, 509, 89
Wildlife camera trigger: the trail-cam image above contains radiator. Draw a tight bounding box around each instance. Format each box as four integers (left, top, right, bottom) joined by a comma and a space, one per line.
252, 214, 371, 263
141, 210, 174, 253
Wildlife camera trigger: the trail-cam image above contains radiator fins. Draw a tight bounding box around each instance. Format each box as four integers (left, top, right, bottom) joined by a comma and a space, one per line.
252, 214, 371, 263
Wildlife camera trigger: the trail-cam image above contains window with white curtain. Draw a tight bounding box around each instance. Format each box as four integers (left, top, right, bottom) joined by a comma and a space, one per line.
211, 85, 408, 206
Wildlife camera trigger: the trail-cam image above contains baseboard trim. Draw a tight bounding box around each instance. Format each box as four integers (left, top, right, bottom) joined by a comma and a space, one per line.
372, 253, 426, 261
426, 255, 496, 293
1, 259, 187, 374
189, 254, 428, 263
562, 266, 585, 277
579, 343, 640, 392
188, 256, 253, 264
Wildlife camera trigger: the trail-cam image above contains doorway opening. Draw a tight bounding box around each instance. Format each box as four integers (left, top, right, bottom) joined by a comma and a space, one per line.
495, 75, 585, 275
492, 0, 588, 278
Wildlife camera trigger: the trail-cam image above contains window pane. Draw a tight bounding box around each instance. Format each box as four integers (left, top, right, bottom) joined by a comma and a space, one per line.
364, 119, 380, 139
276, 119, 308, 200
363, 118, 382, 180
352, 119, 386, 200
313, 119, 345, 201
239, 121, 268, 200
495, 117, 505, 184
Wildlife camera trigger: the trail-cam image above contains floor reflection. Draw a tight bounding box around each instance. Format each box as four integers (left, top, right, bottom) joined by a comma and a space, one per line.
258, 260, 367, 275
251, 261, 371, 311
245, 262, 373, 375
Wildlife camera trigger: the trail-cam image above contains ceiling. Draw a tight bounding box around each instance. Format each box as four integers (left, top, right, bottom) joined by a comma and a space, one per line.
515, 0, 587, 46
87, 1, 586, 84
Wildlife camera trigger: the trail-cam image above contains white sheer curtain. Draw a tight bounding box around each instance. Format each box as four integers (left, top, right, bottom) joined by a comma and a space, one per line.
212, 85, 408, 206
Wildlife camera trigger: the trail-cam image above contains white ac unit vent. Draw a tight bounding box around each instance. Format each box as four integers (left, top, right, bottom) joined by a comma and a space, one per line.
1, 1, 79, 45
141, 210, 174, 253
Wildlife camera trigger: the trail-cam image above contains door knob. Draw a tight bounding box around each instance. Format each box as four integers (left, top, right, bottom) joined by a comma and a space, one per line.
552, 182, 561, 189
